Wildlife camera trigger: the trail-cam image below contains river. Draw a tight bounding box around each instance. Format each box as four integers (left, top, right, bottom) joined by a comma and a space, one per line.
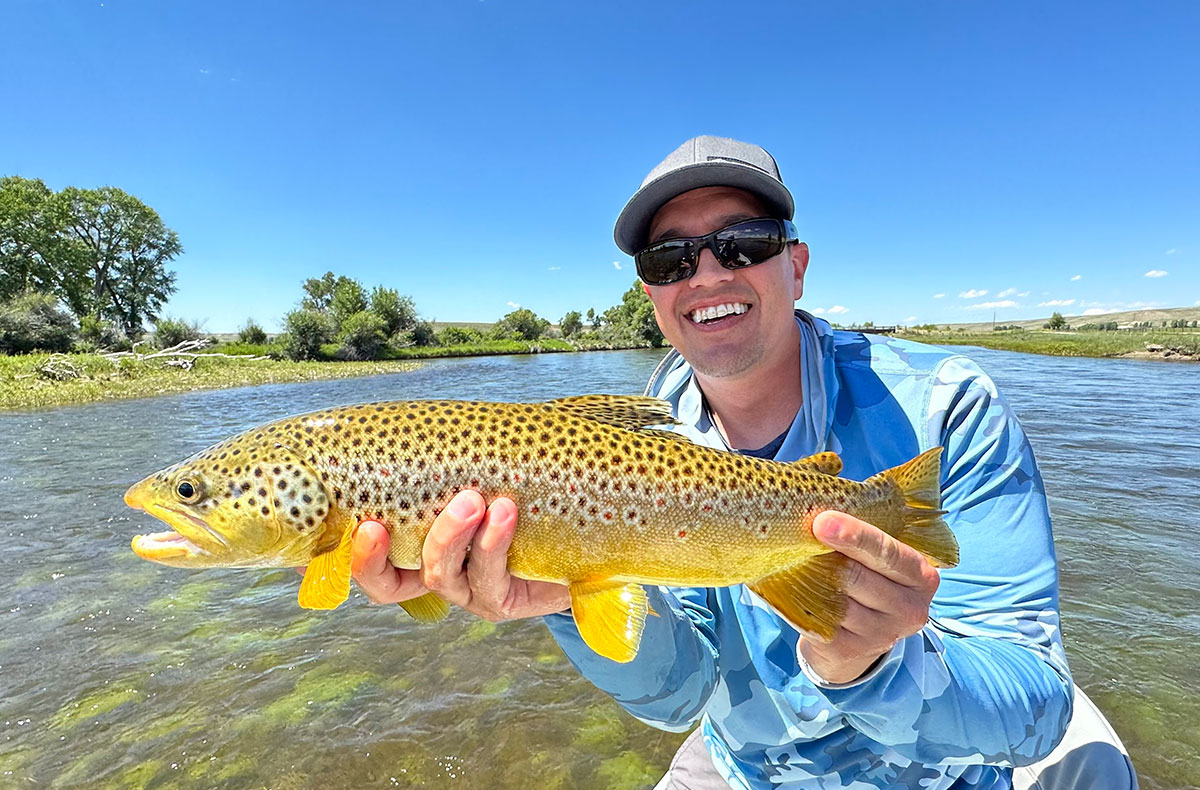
0, 347, 1194, 789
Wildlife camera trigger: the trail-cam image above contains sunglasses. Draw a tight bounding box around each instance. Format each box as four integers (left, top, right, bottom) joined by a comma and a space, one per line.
635, 218, 799, 286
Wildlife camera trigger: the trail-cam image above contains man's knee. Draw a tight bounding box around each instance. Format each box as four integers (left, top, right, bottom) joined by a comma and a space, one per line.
1012, 687, 1138, 790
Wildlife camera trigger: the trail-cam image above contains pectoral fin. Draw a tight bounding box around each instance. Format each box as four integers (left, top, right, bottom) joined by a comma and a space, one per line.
747, 553, 848, 640
298, 525, 355, 610
399, 592, 451, 622
569, 581, 649, 663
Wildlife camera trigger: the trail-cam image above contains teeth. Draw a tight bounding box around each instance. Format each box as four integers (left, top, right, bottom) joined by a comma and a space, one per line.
690, 303, 748, 324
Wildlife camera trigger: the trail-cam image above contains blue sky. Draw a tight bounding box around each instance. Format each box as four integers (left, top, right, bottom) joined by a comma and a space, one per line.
3, 1, 1197, 331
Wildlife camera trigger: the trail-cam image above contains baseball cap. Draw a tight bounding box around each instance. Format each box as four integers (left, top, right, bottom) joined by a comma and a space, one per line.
613, 135, 795, 255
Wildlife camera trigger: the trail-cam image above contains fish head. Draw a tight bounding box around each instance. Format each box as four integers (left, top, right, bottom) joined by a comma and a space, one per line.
125, 435, 333, 569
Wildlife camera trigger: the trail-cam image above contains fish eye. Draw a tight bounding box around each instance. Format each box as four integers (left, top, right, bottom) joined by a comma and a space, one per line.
176, 480, 200, 502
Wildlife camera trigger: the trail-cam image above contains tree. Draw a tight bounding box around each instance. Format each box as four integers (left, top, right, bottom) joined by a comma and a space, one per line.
0, 176, 60, 300
370, 286, 418, 337
329, 277, 368, 328
600, 281, 664, 346
559, 310, 583, 338
238, 320, 268, 345
1044, 312, 1067, 330
281, 308, 333, 360
586, 307, 600, 329
301, 272, 339, 313
53, 186, 182, 336
338, 310, 387, 360
493, 308, 550, 340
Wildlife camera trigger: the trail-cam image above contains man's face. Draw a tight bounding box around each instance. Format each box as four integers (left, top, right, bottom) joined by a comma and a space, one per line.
644, 186, 809, 381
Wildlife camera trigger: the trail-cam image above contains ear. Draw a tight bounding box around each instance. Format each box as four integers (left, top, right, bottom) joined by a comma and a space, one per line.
790, 242, 810, 301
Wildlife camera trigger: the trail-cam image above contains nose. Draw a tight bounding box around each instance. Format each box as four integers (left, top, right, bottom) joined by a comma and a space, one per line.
687, 246, 735, 288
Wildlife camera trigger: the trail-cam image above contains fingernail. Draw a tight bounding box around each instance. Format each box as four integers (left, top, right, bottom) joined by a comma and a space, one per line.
448, 493, 478, 520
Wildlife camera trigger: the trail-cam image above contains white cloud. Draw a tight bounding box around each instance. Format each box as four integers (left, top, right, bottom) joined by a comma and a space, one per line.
612, 261, 623, 271
997, 288, 1018, 298
1018, 291, 1030, 297
904, 316, 917, 323
1038, 299, 1076, 307
1082, 308, 1107, 316
933, 293, 945, 299
812, 305, 849, 316
1070, 275, 1081, 281
1166, 249, 1176, 255
547, 266, 561, 271
507, 301, 520, 308
1145, 269, 1168, 278
958, 289, 988, 299
968, 300, 1019, 310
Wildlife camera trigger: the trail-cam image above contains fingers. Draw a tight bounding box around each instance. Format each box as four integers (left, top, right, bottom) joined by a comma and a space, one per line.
420, 490, 488, 608
351, 520, 427, 605
464, 497, 519, 613
813, 511, 940, 591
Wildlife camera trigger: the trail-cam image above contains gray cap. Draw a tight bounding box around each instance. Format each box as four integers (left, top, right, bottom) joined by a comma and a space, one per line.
613, 135, 794, 255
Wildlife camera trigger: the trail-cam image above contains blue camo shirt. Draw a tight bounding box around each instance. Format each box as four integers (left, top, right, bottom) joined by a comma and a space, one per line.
544, 311, 1073, 789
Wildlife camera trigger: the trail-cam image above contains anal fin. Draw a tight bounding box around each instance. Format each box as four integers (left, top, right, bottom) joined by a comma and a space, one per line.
298, 525, 355, 610
399, 592, 451, 622
569, 581, 649, 663
747, 553, 848, 640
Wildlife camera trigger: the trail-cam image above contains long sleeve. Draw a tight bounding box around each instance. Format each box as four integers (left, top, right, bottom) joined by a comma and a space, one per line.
817, 355, 1073, 766
544, 584, 721, 731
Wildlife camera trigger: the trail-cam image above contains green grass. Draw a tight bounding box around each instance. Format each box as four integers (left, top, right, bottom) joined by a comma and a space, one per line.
895, 329, 1200, 359
0, 352, 421, 411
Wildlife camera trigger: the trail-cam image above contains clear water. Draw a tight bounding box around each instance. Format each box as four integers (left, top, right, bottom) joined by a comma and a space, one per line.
0, 347, 1194, 788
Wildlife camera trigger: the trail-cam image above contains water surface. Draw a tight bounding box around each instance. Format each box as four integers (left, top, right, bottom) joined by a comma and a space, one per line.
0, 347, 1194, 788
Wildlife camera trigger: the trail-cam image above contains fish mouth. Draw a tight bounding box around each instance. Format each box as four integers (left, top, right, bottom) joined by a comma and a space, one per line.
125, 480, 227, 565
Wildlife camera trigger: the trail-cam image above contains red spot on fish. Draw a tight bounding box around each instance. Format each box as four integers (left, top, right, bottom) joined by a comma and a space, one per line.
530, 505, 540, 515
380, 468, 391, 477
603, 511, 613, 520
702, 504, 713, 513
329, 457, 339, 466
656, 497, 666, 507
677, 529, 687, 539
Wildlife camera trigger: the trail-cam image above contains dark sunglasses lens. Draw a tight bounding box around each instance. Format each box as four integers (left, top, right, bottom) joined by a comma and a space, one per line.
714, 220, 785, 268
637, 241, 695, 285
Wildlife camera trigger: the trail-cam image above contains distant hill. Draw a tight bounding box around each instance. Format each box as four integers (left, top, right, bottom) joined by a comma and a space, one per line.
942, 305, 1200, 331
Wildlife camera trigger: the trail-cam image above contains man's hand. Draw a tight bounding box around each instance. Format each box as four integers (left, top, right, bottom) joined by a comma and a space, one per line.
800, 510, 942, 685
352, 490, 571, 621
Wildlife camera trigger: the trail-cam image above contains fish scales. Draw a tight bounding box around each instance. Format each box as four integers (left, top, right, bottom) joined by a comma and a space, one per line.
126, 395, 959, 662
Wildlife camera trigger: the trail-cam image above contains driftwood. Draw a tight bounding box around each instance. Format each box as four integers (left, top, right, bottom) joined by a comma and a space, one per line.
103, 339, 270, 364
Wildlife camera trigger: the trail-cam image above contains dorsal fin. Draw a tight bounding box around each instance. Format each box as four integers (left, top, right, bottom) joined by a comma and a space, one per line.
792, 451, 843, 476
544, 395, 680, 432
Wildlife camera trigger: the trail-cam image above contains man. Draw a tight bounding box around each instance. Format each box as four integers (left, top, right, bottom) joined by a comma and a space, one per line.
349, 137, 1136, 789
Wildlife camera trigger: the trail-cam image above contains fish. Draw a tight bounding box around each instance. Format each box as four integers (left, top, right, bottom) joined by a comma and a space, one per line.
124, 395, 958, 663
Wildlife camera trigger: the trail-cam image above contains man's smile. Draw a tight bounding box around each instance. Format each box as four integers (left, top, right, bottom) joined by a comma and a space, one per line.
688, 302, 751, 325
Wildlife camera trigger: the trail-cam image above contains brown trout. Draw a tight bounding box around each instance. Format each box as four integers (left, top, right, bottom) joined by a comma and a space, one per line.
125, 395, 958, 662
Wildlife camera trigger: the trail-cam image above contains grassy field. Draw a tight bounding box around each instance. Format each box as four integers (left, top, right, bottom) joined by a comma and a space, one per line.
0, 353, 422, 411
896, 328, 1200, 359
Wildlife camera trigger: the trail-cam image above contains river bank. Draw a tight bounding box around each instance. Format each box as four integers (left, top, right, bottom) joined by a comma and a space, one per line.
0, 340, 656, 411
896, 329, 1200, 362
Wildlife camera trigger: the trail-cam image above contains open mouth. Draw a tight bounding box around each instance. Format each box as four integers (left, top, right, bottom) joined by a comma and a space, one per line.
689, 302, 750, 325
131, 529, 206, 562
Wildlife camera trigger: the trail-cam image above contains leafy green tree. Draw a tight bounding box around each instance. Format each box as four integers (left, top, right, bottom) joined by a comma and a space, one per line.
0, 177, 60, 300
600, 281, 664, 346
238, 320, 268, 345
586, 307, 600, 329
301, 272, 339, 312
1044, 312, 1067, 330
54, 186, 182, 336
0, 291, 76, 353
370, 286, 418, 337
338, 310, 387, 359
330, 278, 368, 328
492, 308, 550, 340
281, 308, 333, 360
559, 310, 583, 338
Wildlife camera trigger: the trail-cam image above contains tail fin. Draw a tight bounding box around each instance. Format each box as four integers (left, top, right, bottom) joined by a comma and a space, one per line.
876, 447, 959, 568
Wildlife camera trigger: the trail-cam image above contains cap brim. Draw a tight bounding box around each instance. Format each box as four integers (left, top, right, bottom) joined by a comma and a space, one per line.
614, 162, 795, 255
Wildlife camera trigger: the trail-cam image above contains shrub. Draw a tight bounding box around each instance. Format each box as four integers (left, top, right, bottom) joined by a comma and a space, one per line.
238, 320, 268, 345
281, 309, 334, 361
436, 326, 483, 346
337, 310, 387, 360
409, 320, 437, 347
77, 314, 122, 350
154, 317, 203, 349
492, 308, 550, 340
0, 292, 76, 354
369, 287, 418, 338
